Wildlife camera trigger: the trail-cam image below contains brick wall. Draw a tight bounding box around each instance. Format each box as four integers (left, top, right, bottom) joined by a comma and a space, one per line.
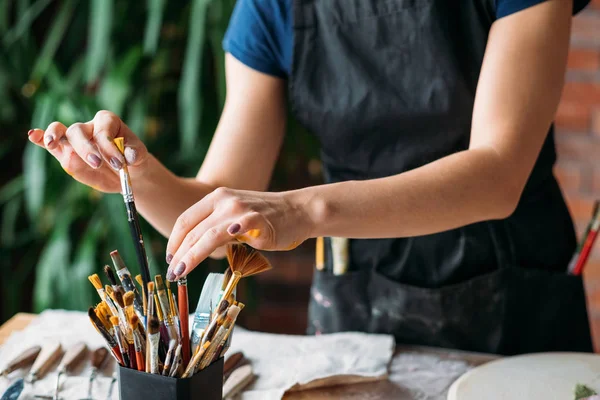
557, 2, 600, 348
241, 2, 600, 338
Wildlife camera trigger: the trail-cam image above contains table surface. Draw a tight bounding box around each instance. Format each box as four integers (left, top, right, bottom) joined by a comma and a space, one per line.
0, 313, 499, 400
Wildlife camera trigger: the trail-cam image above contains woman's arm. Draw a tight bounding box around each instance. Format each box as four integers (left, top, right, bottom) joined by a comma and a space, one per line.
164, 0, 575, 279
29, 54, 286, 238
293, 0, 573, 239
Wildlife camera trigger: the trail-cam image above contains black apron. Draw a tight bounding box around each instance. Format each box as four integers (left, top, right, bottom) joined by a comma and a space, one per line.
289, 0, 593, 355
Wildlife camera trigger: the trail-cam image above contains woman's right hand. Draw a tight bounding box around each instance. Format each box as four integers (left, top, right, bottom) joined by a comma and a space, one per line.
28, 110, 149, 193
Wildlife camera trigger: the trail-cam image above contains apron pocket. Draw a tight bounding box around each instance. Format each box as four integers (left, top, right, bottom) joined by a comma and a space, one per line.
500, 267, 592, 355
307, 269, 371, 335
367, 267, 508, 353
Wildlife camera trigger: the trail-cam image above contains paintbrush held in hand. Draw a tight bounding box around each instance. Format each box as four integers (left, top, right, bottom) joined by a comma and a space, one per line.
86, 243, 271, 380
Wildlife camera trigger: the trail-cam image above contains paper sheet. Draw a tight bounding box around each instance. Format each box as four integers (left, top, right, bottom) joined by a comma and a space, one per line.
0, 311, 395, 400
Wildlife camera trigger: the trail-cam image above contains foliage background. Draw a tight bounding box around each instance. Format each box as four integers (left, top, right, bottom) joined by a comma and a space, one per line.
0, 0, 320, 324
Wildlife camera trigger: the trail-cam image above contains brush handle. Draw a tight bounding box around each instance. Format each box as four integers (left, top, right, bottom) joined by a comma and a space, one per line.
28, 341, 63, 382
91, 347, 109, 370
222, 365, 254, 399
118, 272, 144, 318
217, 273, 241, 317
223, 352, 245, 380
124, 200, 151, 298
0, 345, 41, 376
59, 342, 88, 373
178, 279, 190, 367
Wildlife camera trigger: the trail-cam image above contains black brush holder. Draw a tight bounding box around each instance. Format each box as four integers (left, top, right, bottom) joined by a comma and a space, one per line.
117, 357, 223, 400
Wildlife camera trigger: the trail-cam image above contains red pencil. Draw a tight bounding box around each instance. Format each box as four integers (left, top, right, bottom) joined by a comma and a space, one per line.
573, 215, 600, 276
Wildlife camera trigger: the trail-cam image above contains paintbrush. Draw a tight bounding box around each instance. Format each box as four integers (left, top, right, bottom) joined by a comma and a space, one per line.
182, 341, 211, 378
111, 250, 144, 320
155, 275, 178, 344
135, 274, 147, 322
178, 277, 191, 367
162, 340, 177, 376
171, 292, 181, 340
88, 307, 123, 366
200, 300, 229, 349
109, 316, 130, 368
0, 345, 41, 377
34, 342, 88, 400
199, 306, 241, 370
26, 341, 63, 384
167, 280, 181, 340
145, 282, 156, 372
315, 237, 325, 271
79, 347, 109, 400
216, 244, 272, 321
191, 273, 224, 354
113, 137, 152, 300
223, 352, 247, 382
220, 302, 244, 358
154, 293, 171, 348
129, 315, 145, 372
103, 265, 124, 297
147, 316, 161, 374
89, 274, 118, 316
168, 344, 183, 378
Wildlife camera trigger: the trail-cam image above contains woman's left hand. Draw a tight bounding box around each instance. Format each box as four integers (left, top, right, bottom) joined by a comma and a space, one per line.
165, 187, 313, 281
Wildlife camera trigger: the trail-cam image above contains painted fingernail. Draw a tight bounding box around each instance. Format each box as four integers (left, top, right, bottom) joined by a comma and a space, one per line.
87, 154, 102, 168
174, 262, 186, 276
44, 134, 55, 147
227, 223, 241, 235
27, 129, 34, 136
124, 147, 137, 165
166, 253, 173, 264
166, 269, 176, 282
109, 157, 122, 170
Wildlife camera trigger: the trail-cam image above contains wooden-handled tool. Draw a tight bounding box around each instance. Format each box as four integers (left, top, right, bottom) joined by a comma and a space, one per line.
0, 345, 42, 377
222, 364, 254, 399
26, 341, 63, 383
34, 342, 88, 400
79, 347, 110, 400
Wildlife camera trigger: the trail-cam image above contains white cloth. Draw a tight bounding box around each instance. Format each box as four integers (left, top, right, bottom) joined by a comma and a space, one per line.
227, 327, 395, 400
0, 310, 395, 400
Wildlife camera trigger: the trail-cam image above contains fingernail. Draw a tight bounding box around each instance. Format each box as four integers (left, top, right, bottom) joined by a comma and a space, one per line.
44, 134, 55, 147
166, 253, 173, 264
227, 223, 241, 235
27, 129, 34, 136
109, 157, 122, 170
124, 147, 137, 165
166, 269, 176, 282
174, 262, 186, 276
87, 154, 102, 168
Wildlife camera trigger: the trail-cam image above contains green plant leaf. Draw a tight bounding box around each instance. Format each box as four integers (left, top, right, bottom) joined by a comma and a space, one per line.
86, 0, 113, 82
23, 142, 46, 223
0, 175, 24, 206
126, 93, 147, 140
1, 196, 22, 247
143, 0, 166, 55
3, 0, 53, 46
0, 0, 12, 35
97, 47, 142, 114
33, 211, 72, 312
178, 0, 211, 157
66, 215, 103, 310
30, 0, 78, 82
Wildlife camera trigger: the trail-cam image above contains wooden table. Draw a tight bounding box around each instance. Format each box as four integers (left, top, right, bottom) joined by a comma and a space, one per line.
0, 313, 498, 399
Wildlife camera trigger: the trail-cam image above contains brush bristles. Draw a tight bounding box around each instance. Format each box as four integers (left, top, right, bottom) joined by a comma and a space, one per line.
114, 137, 125, 154
237, 302, 245, 312
166, 280, 171, 290
130, 314, 139, 328
218, 300, 230, 315
154, 275, 165, 291
135, 275, 143, 287
115, 291, 125, 308
222, 268, 232, 291
104, 265, 118, 286
226, 244, 272, 278
148, 317, 160, 334
110, 316, 119, 326
105, 285, 114, 298
124, 291, 134, 307
148, 282, 155, 292
88, 274, 102, 290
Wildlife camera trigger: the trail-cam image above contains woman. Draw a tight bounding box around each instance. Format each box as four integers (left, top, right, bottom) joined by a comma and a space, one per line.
29, 0, 592, 355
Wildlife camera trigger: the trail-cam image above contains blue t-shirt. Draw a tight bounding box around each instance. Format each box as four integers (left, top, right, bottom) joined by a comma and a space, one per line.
223, 0, 590, 79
